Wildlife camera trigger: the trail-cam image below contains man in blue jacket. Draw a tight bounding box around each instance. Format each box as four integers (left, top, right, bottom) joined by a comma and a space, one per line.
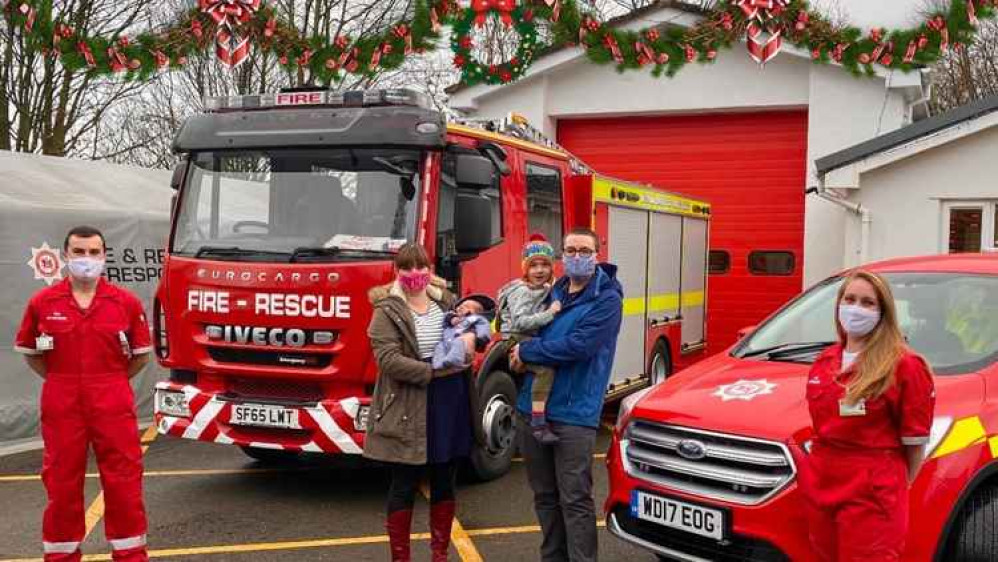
510, 227, 623, 562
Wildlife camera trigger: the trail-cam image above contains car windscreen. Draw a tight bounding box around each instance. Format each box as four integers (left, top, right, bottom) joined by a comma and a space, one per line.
171, 148, 423, 261
732, 272, 998, 375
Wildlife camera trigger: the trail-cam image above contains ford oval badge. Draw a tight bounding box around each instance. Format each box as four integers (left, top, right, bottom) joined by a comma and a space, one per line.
677, 439, 707, 460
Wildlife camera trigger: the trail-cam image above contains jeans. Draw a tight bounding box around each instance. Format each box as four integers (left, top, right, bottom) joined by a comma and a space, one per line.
518, 416, 599, 562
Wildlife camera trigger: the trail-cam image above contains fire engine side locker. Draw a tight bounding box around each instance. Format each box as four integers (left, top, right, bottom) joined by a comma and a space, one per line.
593, 176, 709, 387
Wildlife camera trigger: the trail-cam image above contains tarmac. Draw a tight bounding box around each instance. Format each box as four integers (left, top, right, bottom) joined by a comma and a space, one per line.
0, 424, 653, 561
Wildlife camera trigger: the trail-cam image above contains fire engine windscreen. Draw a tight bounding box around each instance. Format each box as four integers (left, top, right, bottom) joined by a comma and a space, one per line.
733, 273, 998, 376
172, 148, 423, 259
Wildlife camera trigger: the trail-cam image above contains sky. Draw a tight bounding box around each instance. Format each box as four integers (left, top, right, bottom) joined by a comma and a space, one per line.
813, 0, 934, 29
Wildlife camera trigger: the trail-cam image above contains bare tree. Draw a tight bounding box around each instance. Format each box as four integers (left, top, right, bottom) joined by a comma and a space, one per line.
0, 0, 155, 155
930, 18, 998, 112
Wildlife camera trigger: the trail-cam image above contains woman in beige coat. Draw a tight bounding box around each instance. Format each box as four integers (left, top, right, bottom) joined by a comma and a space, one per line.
364, 243, 481, 562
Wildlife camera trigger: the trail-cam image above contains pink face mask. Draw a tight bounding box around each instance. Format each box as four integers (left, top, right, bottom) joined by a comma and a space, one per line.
398, 270, 431, 293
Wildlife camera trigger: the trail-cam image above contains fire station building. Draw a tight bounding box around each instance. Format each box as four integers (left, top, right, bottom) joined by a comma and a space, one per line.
448, 1, 933, 348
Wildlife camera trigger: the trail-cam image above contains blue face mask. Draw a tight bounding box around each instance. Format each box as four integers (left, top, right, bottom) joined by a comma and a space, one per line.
564, 254, 596, 280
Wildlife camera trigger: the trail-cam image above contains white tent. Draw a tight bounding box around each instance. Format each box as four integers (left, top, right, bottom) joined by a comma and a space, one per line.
0, 150, 173, 445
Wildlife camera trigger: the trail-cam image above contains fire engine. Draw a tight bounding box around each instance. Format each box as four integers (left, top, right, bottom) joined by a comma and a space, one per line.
607, 254, 998, 561
152, 88, 711, 480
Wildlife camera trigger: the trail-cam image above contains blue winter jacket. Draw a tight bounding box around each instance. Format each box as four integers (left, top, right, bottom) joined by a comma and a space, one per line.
516, 263, 624, 428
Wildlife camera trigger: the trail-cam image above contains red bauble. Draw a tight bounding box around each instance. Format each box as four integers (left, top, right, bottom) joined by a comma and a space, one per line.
453, 54, 466, 68
510, 56, 520, 66
859, 53, 871, 64
656, 52, 669, 64
524, 9, 534, 22
500, 70, 512, 82
279, 55, 289, 65
489, 64, 498, 74
335, 36, 349, 49
811, 48, 822, 59
459, 36, 473, 50
325, 58, 337, 70
707, 50, 717, 60
880, 54, 893, 66
645, 29, 660, 42
118, 36, 129, 48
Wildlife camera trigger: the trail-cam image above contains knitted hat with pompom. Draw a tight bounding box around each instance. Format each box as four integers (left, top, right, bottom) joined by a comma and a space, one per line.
522, 232, 555, 273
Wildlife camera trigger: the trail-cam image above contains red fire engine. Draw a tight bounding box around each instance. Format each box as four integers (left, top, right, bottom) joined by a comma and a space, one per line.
607, 254, 998, 561
152, 88, 711, 480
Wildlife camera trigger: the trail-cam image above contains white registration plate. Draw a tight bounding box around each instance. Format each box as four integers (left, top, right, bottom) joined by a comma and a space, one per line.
631, 491, 725, 541
230, 403, 301, 429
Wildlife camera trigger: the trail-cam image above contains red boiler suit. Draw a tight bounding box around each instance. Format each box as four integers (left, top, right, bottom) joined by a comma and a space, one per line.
801, 345, 935, 562
15, 278, 153, 562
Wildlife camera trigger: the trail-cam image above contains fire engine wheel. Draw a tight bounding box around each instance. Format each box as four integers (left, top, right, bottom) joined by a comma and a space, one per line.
239, 446, 301, 465
470, 370, 518, 482
945, 483, 998, 561
648, 340, 673, 386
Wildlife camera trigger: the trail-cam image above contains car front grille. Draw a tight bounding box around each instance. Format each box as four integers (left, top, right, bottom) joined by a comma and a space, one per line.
623, 420, 795, 505
609, 504, 789, 562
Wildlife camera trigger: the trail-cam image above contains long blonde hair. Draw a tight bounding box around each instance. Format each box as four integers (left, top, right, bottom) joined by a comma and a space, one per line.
836, 270, 906, 404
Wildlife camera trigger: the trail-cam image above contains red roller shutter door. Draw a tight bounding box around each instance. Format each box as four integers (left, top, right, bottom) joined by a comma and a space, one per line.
558, 111, 808, 357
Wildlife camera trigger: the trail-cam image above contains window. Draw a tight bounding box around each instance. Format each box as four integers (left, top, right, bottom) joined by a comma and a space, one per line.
748, 251, 796, 276
708, 250, 731, 275
944, 202, 998, 254
525, 163, 563, 251
949, 208, 983, 253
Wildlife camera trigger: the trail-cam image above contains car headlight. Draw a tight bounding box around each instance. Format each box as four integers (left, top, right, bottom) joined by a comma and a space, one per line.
156, 390, 191, 417
923, 416, 954, 461
616, 387, 653, 432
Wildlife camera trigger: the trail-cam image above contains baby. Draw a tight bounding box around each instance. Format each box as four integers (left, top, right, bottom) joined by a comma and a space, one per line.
497, 233, 561, 444
432, 295, 496, 370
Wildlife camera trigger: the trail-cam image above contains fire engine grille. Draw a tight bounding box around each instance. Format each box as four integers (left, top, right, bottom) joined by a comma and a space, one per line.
207, 347, 332, 369
226, 378, 325, 404
623, 421, 795, 505
610, 505, 789, 562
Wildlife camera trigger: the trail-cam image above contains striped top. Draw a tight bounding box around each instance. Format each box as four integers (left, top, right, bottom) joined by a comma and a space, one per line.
411, 302, 446, 359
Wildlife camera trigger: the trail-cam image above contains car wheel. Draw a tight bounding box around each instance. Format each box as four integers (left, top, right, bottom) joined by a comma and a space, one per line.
945, 483, 998, 561
648, 340, 672, 386
469, 370, 518, 482
240, 446, 301, 464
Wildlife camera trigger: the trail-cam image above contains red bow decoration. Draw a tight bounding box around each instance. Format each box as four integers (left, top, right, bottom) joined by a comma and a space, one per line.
603, 34, 623, 64
736, 0, 790, 65
544, 0, 561, 22
928, 15, 949, 51
17, 2, 36, 32
107, 46, 128, 72
77, 41, 96, 67
472, 0, 516, 28
198, 0, 262, 67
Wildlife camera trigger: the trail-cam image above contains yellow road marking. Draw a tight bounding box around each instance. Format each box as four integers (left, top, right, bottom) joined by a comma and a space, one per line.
83, 425, 159, 540
0, 467, 319, 483
419, 484, 482, 562
0, 521, 608, 561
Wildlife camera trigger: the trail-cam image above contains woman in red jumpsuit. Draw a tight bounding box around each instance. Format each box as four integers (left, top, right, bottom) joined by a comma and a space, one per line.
802, 270, 935, 561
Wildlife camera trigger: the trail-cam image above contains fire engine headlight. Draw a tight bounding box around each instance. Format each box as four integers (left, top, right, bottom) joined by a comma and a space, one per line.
156, 390, 191, 418
616, 387, 653, 433
354, 406, 370, 432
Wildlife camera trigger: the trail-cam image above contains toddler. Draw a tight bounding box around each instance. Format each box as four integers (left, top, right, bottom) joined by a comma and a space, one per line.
497, 233, 561, 444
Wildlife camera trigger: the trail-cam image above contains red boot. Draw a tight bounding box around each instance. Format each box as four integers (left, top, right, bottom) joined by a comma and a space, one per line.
386, 509, 413, 562
430, 500, 456, 562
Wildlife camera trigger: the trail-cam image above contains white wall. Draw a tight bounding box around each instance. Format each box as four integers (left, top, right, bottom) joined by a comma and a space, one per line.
452, 42, 916, 288
843, 126, 998, 262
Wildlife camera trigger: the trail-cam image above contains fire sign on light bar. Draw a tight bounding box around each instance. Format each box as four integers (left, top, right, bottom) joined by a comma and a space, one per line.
203, 88, 431, 112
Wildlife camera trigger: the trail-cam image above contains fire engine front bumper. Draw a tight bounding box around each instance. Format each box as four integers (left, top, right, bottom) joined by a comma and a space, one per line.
153, 382, 368, 454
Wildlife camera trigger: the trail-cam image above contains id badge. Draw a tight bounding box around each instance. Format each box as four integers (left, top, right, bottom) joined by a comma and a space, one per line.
35, 334, 54, 352
839, 399, 867, 417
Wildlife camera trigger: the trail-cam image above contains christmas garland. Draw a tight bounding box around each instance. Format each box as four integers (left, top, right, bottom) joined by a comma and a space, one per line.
2, 0, 996, 86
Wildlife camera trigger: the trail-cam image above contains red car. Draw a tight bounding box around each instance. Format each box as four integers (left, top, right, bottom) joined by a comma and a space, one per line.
606, 254, 998, 561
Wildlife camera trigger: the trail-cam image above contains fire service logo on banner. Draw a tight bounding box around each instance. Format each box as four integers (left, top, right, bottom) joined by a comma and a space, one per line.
26, 242, 65, 286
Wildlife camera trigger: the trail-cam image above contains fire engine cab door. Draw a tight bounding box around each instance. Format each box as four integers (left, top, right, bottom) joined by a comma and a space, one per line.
681, 217, 708, 350
607, 205, 649, 384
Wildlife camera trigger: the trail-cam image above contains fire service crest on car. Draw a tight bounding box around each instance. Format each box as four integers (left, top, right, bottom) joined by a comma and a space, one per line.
26, 242, 65, 286
712, 379, 778, 402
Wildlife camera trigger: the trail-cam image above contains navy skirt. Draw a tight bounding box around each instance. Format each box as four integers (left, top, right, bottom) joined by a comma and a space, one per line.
426, 371, 473, 464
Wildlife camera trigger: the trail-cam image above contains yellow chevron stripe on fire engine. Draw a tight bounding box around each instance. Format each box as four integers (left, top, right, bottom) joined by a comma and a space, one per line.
932, 416, 988, 459
622, 291, 705, 317
989, 436, 998, 459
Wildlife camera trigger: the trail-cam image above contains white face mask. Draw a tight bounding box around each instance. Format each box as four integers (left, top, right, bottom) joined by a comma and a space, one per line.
67, 257, 105, 281
838, 304, 880, 337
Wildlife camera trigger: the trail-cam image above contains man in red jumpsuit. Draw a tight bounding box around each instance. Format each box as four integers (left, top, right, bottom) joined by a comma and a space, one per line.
14, 226, 152, 562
